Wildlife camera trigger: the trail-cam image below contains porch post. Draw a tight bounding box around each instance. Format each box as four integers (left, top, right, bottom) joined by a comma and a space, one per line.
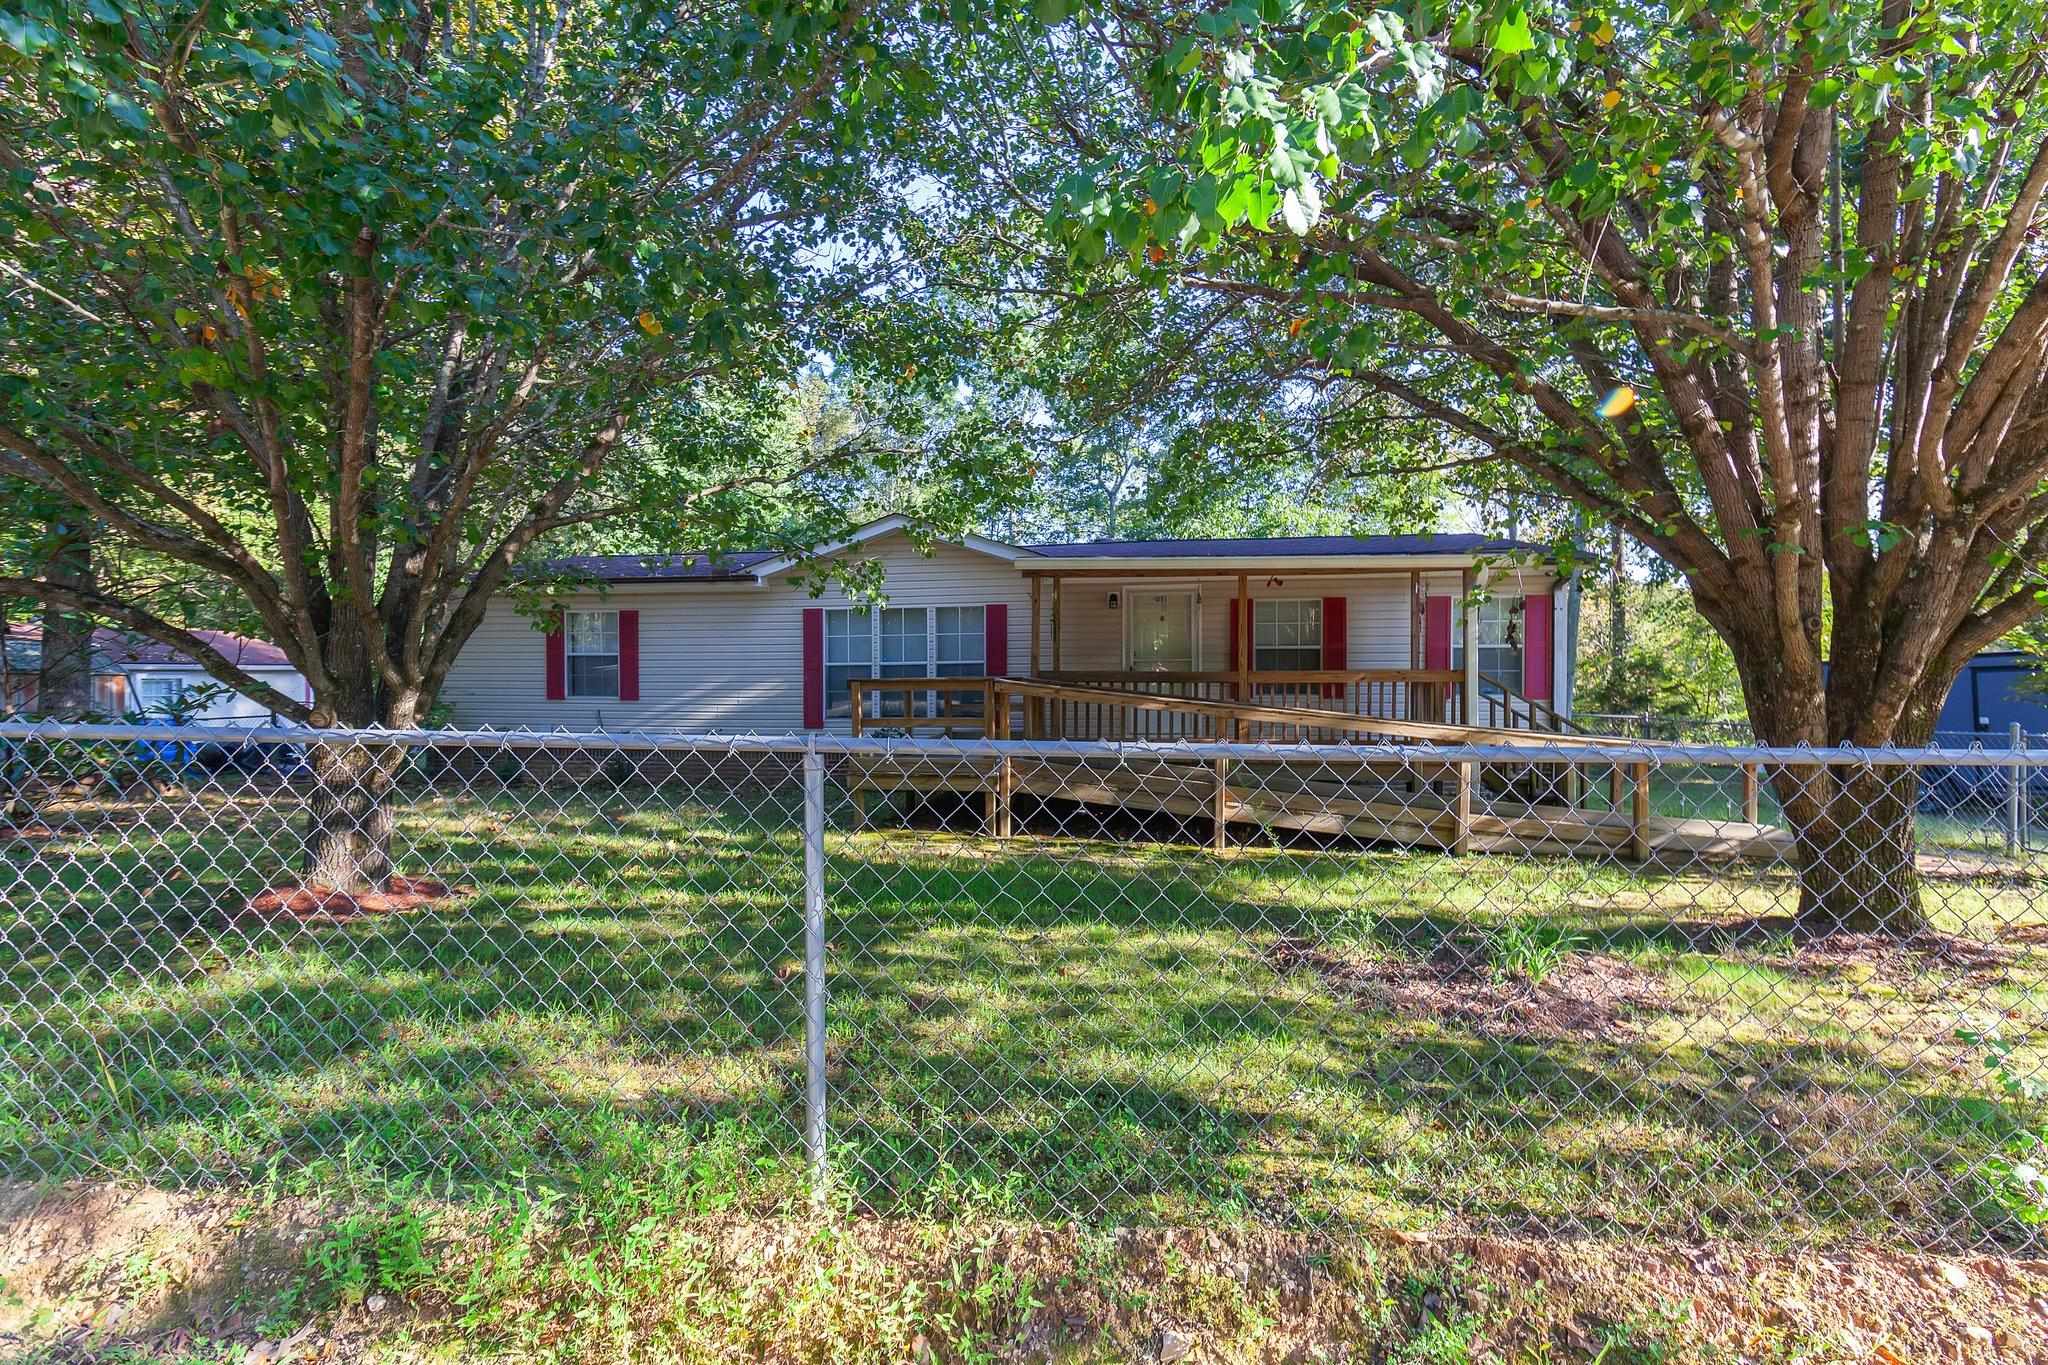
1029, 575, 1042, 677
1051, 575, 1062, 671
1461, 566, 1481, 726
1051, 575, 1063, 738
1408, 569, 1423, 723
1234, 571, 1249, 701
1028, 575, 1044, 739
1408, 570, 1422, 669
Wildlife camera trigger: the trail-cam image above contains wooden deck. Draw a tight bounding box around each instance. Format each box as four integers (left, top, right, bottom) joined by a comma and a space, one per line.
840, 678, 1788, 863
847, 754, 1789, 861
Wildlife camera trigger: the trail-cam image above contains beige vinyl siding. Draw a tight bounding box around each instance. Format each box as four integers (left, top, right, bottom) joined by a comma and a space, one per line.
438, 532, 1034, 733
438, 533, 1564, 732
1031, 570, 1523, 673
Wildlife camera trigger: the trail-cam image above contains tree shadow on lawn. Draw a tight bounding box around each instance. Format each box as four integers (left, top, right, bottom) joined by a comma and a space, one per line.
1, 793, 2036, 1249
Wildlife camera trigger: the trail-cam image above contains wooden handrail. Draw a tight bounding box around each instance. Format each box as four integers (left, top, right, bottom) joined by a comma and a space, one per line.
1475, 671, 1584, 735
842, 673, 1648, 750
992, 677, 1650, 748
847, 677, 994, 737
1041, 668, 1465, 686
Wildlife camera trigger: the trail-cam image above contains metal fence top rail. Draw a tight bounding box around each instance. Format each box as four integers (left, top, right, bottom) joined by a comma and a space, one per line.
2, 720, 2045, 768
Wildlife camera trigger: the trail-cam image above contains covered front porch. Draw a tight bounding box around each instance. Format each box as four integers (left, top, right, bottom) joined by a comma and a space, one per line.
1028, 562, 1477, 738
833, 541, 1781, 865
849, 557, 1570, 743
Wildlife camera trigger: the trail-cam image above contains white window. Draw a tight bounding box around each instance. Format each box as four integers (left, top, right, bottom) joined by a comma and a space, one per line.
1454, 597, 1525, 697
825, 605, 988, 718
934, 606, 985, 677
1253, 599, 1323, 672
878, 607, 926, 679
824, 608, 872, 717
134, 675, 189, 715
565, 610, 620, 698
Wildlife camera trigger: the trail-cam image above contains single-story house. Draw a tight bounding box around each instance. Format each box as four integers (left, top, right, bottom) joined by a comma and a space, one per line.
2, 624, 309, 723
440, 515, 1581, 737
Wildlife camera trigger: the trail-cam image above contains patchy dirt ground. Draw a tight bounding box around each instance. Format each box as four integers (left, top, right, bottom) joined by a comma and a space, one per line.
3, 1181, 2045, 1363
1777, 928, 2031, 978
1267, 934, 1683, 1042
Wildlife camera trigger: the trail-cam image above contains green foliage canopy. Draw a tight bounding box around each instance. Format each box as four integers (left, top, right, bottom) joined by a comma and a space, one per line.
0, 0, 1016, 723
983, 0, 2048, 753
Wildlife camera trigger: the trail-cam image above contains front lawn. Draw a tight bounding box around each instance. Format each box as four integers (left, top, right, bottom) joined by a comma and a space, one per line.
3, 772, 2045, 1251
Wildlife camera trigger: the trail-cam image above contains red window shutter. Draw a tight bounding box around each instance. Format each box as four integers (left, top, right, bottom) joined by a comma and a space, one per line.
1320, 595, 1347, 698
801, 608, 824, 729
544, 610, 566, 701
1424, 596, 1452, 671
617, 609, 640, 701
1522, 593, 1553, 702
984, 603, 1008, 676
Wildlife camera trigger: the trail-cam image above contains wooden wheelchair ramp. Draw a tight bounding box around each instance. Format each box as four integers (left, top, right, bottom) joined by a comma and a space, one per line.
846, 680, 1790, 863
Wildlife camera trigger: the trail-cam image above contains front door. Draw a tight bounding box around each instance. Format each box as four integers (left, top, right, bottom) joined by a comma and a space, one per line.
1128, 591, 1196, 672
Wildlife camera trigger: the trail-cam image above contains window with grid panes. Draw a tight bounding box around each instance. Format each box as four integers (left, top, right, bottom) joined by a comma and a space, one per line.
823, 608, 871, 717
564, 610, 620, 698
1253, 599, 1324, 672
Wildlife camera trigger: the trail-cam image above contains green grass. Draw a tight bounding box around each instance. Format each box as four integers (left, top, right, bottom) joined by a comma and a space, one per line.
3, 776, 2046, 1252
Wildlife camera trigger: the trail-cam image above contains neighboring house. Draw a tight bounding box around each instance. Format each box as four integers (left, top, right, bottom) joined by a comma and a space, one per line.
1933, 649, 2048, 744
441, 515, 1580, 736
2, 624, 309, 723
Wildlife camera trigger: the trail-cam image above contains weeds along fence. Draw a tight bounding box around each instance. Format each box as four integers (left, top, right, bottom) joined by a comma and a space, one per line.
2, 722, 2045, 1253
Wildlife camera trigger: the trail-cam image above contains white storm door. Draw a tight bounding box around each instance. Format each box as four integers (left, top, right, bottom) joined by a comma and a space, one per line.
1127, 591, 1197, 673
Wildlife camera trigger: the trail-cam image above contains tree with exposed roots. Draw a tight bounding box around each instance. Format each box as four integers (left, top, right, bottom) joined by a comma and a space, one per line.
965, 0, 2048, 934
0, 0, 1012, 891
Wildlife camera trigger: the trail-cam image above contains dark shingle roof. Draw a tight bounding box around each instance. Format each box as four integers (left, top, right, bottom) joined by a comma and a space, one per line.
526, 551, 781, 583
534, 532, 1548, 583
1021, 533, 1546, 558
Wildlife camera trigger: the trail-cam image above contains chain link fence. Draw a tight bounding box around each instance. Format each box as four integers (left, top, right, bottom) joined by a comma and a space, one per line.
1577, 712, 2048, 854
2, 722, 2045, 1252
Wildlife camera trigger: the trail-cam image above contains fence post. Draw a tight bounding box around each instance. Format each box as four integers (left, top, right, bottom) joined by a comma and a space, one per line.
1742, 762, 1760, 825
992, 749, 1013, 839
1453, 758, 1473, 854
1630, 760, 1652, 862
1212, 756, 1230, 853
2009, 722, 2025, 857
801, 743, 830, 1205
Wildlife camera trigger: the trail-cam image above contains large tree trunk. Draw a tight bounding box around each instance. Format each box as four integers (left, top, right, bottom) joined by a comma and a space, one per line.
1735, 625, 1939, 938
301, 739, 402, 891
37, 525, 94, 719
1777, 761, 1925, 936
297, 667, 421, 893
